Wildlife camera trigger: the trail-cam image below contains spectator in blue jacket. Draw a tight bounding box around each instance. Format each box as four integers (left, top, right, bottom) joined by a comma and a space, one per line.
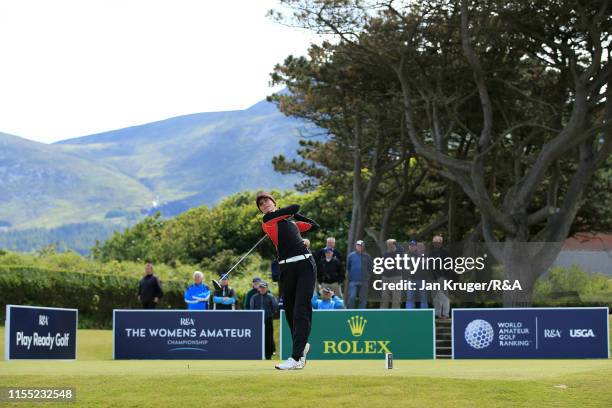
405, 240, 429, 309
250, 281, 278, 359
346, 240, 372, 309
312, 287, 345, 309
184, 271, 210, 310
212, 275, 236, 310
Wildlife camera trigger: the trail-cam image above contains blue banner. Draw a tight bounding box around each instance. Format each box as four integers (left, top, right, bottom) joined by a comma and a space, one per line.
5, 305, 78, 360
452, 307, 609, 359
113, 310, 264, 359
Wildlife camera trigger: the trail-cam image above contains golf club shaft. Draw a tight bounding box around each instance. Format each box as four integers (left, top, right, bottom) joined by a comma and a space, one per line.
219, 235, 267, 280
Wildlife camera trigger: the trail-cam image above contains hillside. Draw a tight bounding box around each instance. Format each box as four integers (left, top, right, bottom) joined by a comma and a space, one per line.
0, 132, 154, 230
0, 98, 309, 252
55, 98, 306, 214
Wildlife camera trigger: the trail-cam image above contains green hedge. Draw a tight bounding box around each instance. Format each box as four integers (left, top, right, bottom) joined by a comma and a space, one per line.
0, 265, 249, 328
0, 265, 188, 328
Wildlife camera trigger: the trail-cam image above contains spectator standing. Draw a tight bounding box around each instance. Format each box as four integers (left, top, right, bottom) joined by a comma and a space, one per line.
138, 261, 163, 309
243, 277, 262, 310
184, 271, 211, 310
429, 235, 451, 318
380, 239, 404, 309
211, 275, 236, 310
405, 240, 429, 309
250, 282, 278, 359
317, 247, 345, 297
316, 237, 343, 266
346, 240, 372, 309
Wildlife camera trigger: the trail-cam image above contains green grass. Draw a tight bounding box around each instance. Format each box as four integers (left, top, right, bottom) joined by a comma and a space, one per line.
0, 320, 611, 408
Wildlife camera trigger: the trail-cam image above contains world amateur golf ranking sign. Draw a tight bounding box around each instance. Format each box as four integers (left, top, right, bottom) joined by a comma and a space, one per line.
281, 310, 435, 360
5, 305, 77, 360
452, 307, 610, 359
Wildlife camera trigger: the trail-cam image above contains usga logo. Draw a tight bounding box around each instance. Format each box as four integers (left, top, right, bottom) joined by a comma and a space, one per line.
322, 315, 391, 354
570, 329, 596, 338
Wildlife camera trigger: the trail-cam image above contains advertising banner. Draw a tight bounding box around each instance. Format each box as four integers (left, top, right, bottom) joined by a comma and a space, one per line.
452, 307, 610, 359
280, 309, 435, 360
113, 310, 264, 359
5, 305, 78, 360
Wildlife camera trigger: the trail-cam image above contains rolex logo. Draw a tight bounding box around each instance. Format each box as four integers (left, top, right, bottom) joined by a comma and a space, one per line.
347, 315, 367, 337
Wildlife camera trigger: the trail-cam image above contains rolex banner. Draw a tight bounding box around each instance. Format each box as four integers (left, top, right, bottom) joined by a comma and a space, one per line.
280, 310, 435, 360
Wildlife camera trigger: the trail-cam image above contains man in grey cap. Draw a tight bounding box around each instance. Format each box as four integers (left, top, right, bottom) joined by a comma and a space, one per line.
346, 240, 372, 309
243, 277, 262, 310
250, 281, 278, 359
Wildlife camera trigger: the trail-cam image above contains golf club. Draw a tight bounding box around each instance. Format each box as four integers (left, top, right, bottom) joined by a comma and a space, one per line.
212, 235, 267, 289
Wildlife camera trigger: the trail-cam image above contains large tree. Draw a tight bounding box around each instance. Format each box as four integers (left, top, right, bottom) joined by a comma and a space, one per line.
269, 42, 429, 253
273, 0, 611, 305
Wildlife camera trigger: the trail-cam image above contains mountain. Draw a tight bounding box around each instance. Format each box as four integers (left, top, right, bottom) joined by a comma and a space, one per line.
0, 132, 154, 230
55, 98, 306, 215
0, 97, 310, 252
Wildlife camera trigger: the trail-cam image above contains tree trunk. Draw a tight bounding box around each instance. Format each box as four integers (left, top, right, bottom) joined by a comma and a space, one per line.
500, 239, 538, 307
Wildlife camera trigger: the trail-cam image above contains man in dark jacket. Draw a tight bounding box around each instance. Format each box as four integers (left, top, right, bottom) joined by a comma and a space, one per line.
250, 282, 278, 359
315, 237, 343, 268
317, 247, 345, 297
138, 262, 163, 309
243, 277, 262, 310
211, 276, 237, 310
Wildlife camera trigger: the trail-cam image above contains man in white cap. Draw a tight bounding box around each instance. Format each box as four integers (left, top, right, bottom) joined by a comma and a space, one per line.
346, 240, 372, 309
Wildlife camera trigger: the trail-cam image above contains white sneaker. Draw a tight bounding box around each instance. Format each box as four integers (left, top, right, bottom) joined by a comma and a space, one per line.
300, 342, 310, 367
275, 357, 303, 370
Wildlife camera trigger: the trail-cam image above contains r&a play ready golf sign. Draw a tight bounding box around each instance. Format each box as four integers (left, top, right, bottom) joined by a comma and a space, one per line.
5, 305, 78, 360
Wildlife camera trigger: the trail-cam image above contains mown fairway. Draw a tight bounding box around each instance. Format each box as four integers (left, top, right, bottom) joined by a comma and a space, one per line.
1, 323, 611, 408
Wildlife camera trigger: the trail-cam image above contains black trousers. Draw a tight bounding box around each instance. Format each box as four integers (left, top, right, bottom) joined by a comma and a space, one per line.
279, 257, 316, 361
142, 301, 157, 309
264, 318, 275, 359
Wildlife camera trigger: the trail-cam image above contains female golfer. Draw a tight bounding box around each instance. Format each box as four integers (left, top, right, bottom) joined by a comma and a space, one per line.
256, 192, 318, 370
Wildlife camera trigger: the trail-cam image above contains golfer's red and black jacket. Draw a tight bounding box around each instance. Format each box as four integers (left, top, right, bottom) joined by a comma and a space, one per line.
261, 204, 319, 262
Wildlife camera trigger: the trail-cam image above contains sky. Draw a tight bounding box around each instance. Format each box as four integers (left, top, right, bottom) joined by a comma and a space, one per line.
0, 0, 318, 143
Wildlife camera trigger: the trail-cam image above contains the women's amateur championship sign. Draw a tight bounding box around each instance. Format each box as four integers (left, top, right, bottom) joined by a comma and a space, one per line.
113, 310, 265, 359
281, 309, 435, 360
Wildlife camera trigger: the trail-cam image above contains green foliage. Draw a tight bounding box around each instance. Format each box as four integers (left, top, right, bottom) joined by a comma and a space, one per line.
92, 214, 165, 262
0, 265, 185, 328
534, 265, 612, 306
0, 259, 277, 328
92, 189, 345, 264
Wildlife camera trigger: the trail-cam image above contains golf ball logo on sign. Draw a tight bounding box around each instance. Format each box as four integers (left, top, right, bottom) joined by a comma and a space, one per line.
464, 319, 494, 349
